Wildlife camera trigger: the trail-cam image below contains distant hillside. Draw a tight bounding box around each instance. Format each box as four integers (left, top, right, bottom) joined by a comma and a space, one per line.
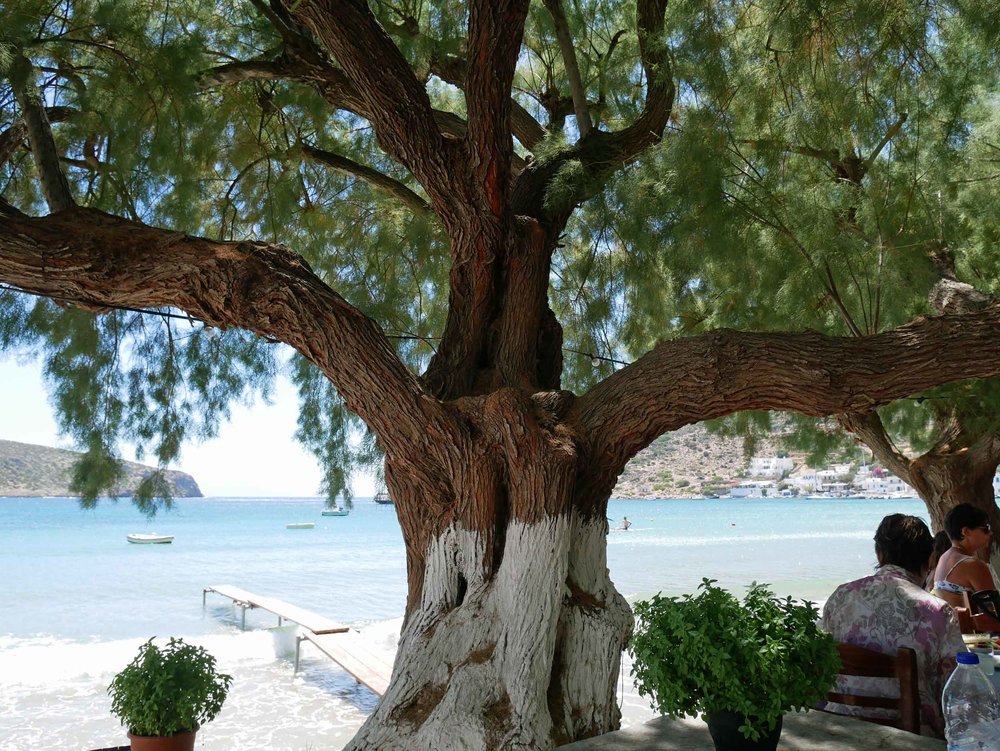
613, 423, 803, 498
0, 439, 202, 498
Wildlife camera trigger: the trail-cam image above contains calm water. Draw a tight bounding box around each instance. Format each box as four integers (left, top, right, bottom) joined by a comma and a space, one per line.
0, 495, 928, 750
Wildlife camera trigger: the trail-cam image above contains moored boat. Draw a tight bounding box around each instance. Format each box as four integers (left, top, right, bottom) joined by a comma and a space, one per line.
126, 533, 174, 544
321, 507, 350, 516
286, 522, 316, 529
373, 490, 393, 505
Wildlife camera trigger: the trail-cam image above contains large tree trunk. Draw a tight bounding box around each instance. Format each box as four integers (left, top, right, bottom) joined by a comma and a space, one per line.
348, 393, 630, 750
911, 449, 1000, 573
841, 412, 1000, 571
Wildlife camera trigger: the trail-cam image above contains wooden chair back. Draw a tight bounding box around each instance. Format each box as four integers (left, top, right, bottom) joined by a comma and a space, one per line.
820, 643, 920, 735
931, 588, 979, 633
954, 606, 975, 634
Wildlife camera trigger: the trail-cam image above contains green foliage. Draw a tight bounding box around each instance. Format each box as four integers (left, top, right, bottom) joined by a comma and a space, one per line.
629, 579, 839, 741
3, 0, 1000, 505
108, 637, 232, 738
291, 353, 382, 505
10, 296, 277, 511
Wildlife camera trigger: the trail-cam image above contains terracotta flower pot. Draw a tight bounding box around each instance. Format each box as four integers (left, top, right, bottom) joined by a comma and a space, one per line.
127, 729, 197, 751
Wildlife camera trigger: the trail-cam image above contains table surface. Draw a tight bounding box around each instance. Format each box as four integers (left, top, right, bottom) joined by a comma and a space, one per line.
559, 711, 945, 750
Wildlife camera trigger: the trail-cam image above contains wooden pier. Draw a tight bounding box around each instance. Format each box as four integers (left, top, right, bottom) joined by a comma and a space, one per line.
203, 584, 349, 633
203, 584, 393, 696
298, 630, 393, 696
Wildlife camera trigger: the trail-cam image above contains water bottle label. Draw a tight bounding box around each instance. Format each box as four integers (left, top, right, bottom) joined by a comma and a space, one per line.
980, 716, 1000, 736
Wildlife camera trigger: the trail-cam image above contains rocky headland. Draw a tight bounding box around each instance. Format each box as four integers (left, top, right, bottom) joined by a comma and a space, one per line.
0, 439, 202, 498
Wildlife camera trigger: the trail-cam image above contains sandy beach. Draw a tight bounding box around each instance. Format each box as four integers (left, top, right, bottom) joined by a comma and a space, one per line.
0, 616, 659, 751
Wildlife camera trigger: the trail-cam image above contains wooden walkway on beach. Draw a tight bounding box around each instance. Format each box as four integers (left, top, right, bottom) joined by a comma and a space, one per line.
203, 584, 393, 696
203, 584, 349, 634
298, 630, 393, 696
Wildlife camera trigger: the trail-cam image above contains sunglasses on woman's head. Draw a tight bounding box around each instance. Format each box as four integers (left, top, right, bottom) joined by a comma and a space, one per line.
979, 524, 993, 534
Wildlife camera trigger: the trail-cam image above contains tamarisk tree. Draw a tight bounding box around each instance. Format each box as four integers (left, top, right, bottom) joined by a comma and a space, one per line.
618, 1, 1000, 550
3, 2, 1000, 748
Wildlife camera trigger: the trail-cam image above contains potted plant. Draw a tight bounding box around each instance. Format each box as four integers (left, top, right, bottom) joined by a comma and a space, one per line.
629, 579, 840, 751
108, 637, 232, 751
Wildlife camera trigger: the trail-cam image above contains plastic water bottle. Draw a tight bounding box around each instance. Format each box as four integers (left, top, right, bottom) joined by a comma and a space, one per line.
942, 652, 1000, 750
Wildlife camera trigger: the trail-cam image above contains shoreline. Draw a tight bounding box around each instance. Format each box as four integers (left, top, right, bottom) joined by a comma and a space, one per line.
2, 496, 913, 749
0, 617, 660, 751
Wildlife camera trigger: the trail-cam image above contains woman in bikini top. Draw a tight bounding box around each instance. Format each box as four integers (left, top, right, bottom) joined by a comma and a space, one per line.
932, 502, 1000, 631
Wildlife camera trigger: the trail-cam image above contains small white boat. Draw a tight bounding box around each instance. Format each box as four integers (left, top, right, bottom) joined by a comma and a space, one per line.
321, 507, 350, 517
127, 533, 174, 544
286, 522, 316, 529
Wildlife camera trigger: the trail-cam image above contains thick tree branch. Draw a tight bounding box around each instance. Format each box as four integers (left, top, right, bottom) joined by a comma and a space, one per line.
197, 59, 292, 88
836, 411, 914, 483
380, 23, 546, 151
0, 106, 77, 168
930, 278, 992, 314
967, 430, 1000, 475
197, 54, 495, 158
465, 0, 531, 217
429, 49, 547, 151
10, 55, 76, 212
543, 0, 591, 137
283, 0, 458, 212
602, 0, 672, 159
299, 143, 431, 215
0, 208, 452, 461
0, 198, 27, 218
510, 0, 673, 219
0, 121, 30, 169
576, 307, 1000, 489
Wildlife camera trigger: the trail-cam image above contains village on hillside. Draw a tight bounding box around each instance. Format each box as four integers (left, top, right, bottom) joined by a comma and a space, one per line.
612, 423, 1000, 500
727, 457, 918, 499
643, 453, 1000, 500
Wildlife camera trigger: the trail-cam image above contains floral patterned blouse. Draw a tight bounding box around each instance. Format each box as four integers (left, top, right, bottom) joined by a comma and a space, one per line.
821, 563, 965, 738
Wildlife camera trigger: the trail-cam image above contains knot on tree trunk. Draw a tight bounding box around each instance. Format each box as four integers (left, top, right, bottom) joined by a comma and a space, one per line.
531, 389, 575, 425
929, 278, 992, 315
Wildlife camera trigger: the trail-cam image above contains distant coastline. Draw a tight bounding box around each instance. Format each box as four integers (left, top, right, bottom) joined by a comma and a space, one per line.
0, 439, 202, 498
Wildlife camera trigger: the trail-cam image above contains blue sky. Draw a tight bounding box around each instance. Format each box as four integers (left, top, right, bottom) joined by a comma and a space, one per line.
0, 356, 376, 497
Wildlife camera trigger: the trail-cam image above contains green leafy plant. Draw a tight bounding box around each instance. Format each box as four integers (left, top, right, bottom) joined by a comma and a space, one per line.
108, 637, 232, 737
629, 579, 839, 741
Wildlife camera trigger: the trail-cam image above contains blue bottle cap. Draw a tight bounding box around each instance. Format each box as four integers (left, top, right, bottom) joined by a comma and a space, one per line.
957, 652, 980, 665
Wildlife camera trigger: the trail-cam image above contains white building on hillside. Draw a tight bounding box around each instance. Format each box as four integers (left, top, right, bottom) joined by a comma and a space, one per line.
787, 468, 819, 493
747, 456, 794, 479
863, 474, 916, 497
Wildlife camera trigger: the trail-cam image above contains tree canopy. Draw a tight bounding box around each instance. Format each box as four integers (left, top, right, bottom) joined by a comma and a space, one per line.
3, 0, 998, 510
4, 2, 1000, 747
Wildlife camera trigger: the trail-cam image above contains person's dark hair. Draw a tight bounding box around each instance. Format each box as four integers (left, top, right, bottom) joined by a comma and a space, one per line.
944, 503, 990, 541
874, 514, 933, 575
932, 530, 952, 559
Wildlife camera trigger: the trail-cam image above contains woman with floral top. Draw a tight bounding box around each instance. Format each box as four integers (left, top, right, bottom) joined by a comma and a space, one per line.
822, 513, 965, 738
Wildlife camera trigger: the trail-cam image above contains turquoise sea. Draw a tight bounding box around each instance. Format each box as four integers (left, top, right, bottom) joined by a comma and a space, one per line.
0, 495, 929, 750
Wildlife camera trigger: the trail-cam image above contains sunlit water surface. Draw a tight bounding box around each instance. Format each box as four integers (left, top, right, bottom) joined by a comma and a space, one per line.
0, 495, 925, 750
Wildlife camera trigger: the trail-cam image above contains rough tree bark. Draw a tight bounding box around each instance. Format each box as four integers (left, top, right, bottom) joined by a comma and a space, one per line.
6, 2, 1000, 749
839, 410, 1000, 572
838, 270, 1000, 571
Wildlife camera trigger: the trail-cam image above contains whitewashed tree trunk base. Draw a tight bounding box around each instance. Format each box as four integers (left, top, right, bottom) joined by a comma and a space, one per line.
344, 514, 631, 751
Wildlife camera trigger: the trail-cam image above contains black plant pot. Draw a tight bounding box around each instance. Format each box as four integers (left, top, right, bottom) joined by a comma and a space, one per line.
705, 711, 782, 751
